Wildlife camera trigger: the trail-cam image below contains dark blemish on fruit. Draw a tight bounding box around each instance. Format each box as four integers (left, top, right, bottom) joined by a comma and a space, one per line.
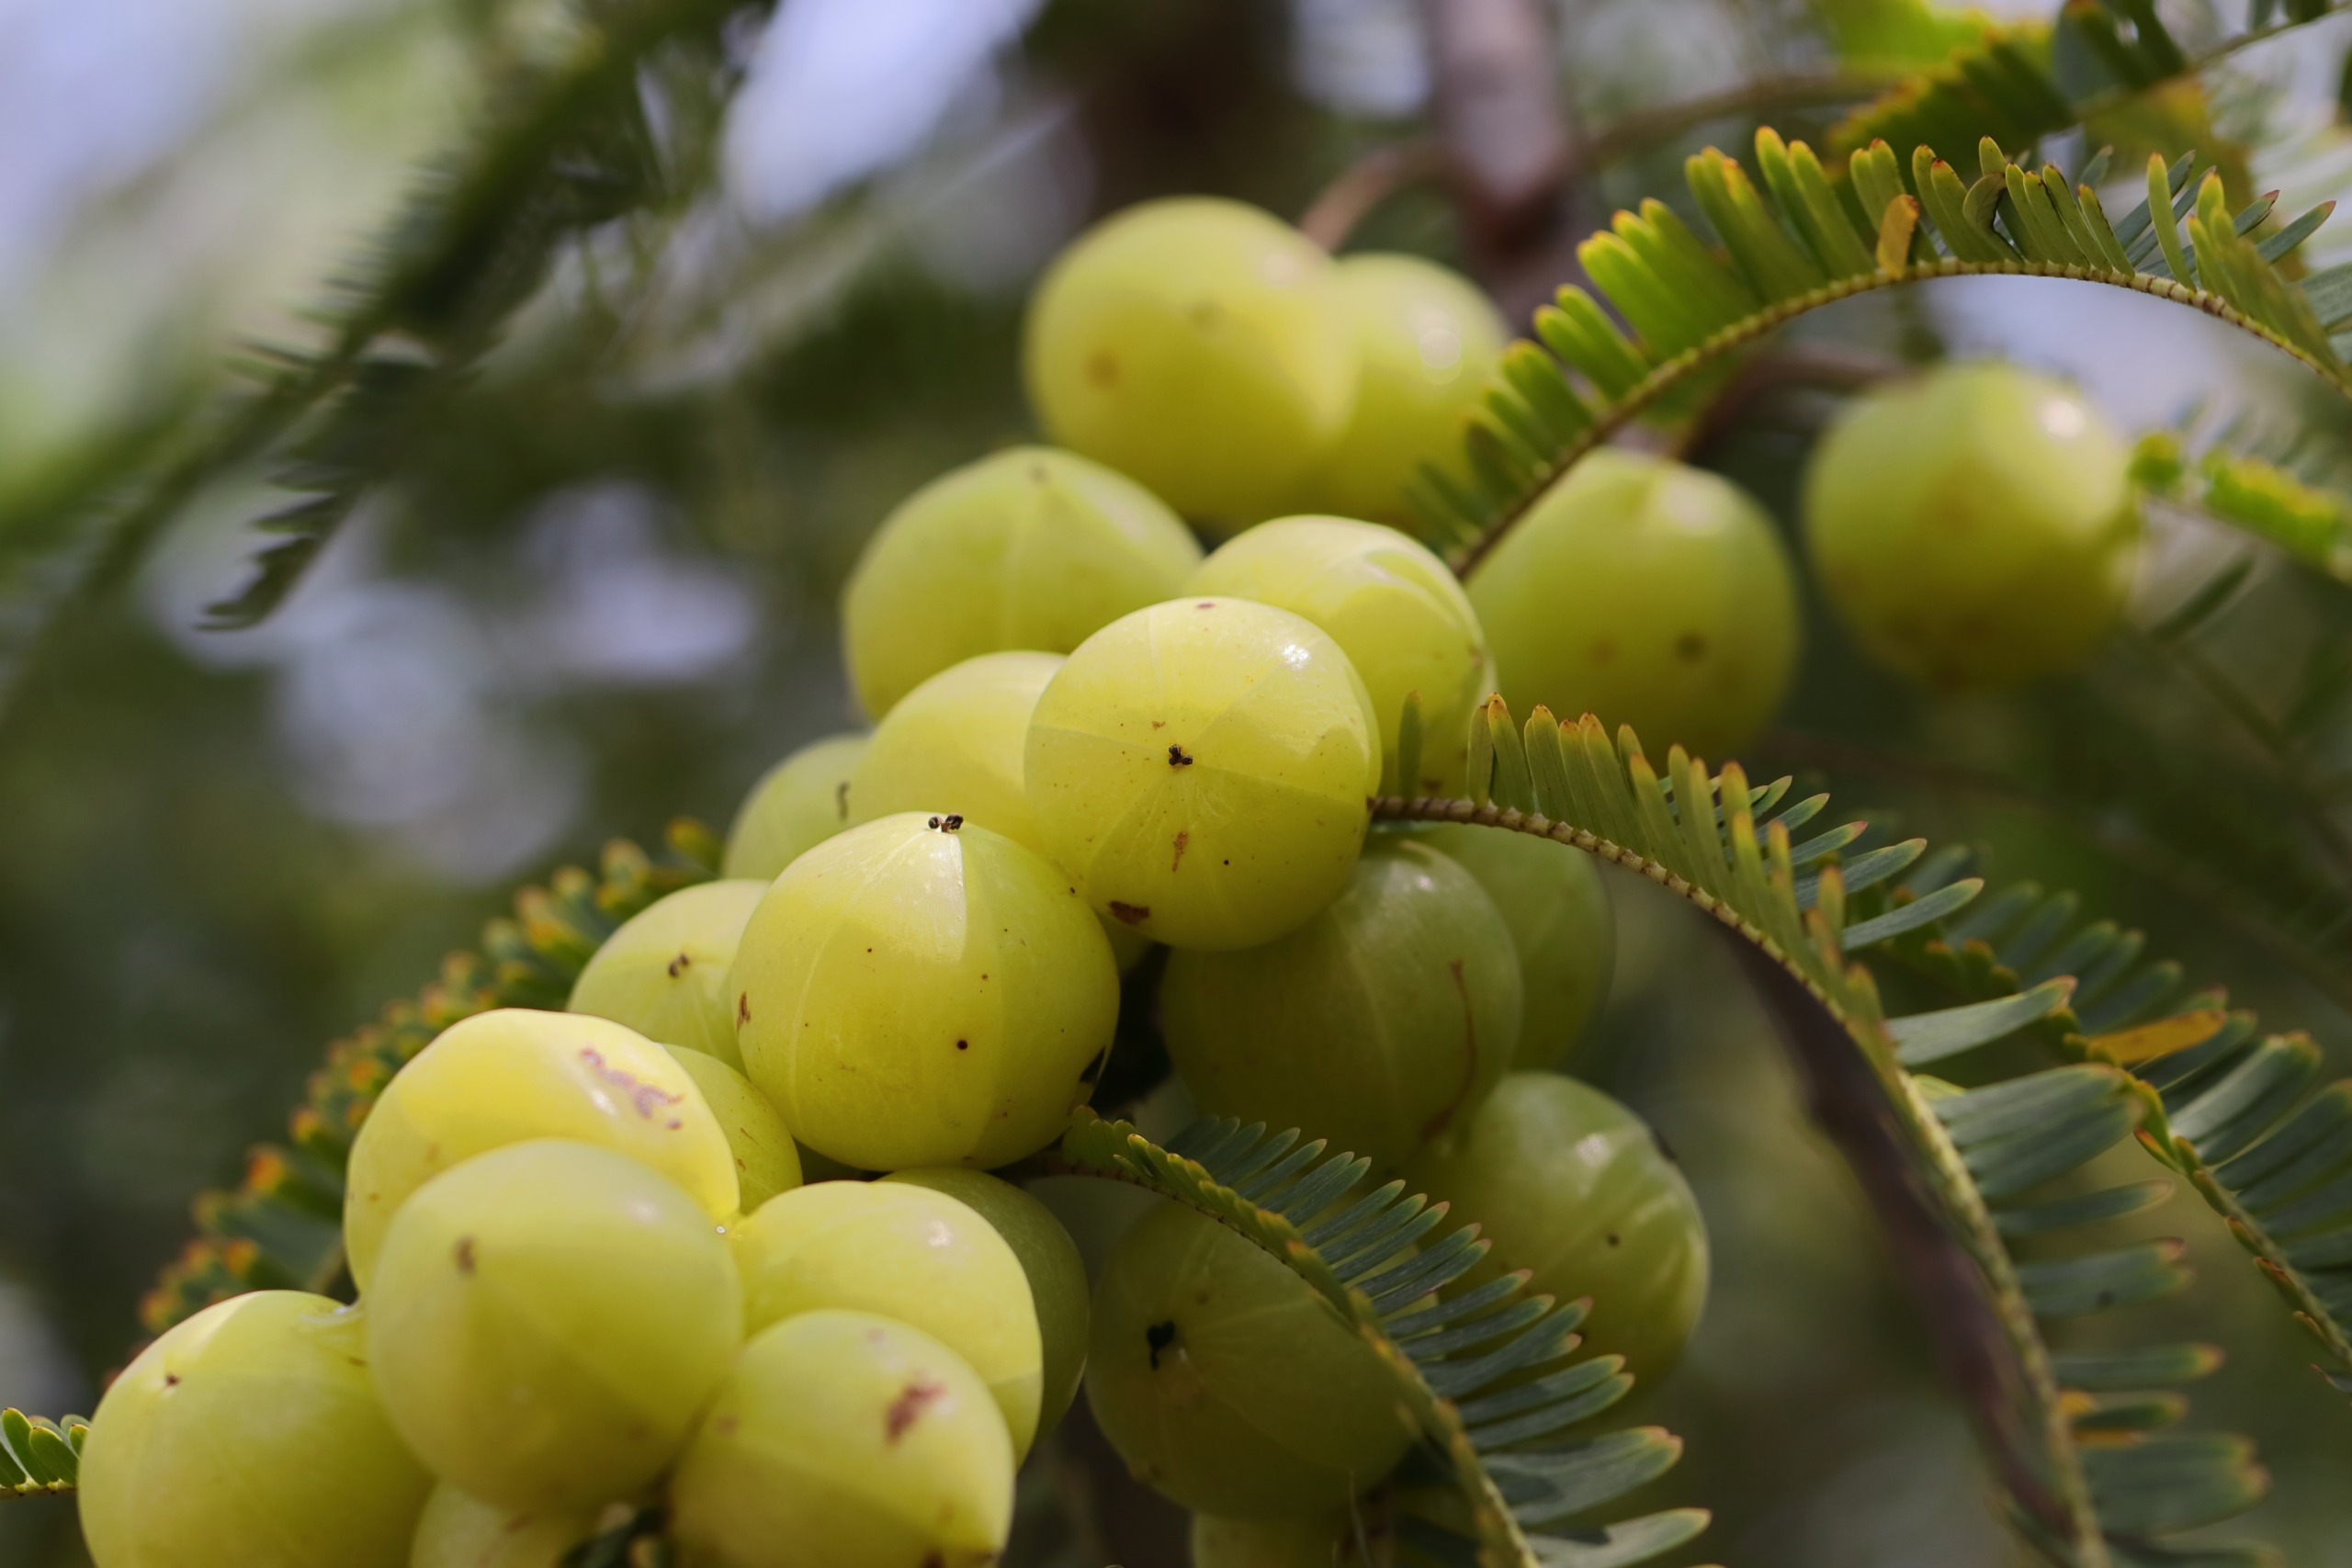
1029, 462, 1049, 484
1607, 1233, 1622, 1247
1189, 299, 1224, 330
1675, 632, 1708, 661
716, 1416, 738, 1437
1109, 901, 1150, 925
1420, 958, 1481, 1143
1151, 718, 1165, 728
887, 1379, 947, 1442
1145, 1320, 1178, 1370
667, 1119, 683, 1130
1195, 601, 1216, 610
1590, 638, 1615, 664
164, 1373, 180, 1388
1171, 830, 1189, 871
926, 814, 965, 831
956, 1039, 969, 1052
834, 781, 850, 820
1168, 745, 1193, 767
1085, 350, 1119, 388
737, 993, 752, 1027
579, 1047, 685, 1121
456, 1237, 478, 1276
667, 952, 691, 978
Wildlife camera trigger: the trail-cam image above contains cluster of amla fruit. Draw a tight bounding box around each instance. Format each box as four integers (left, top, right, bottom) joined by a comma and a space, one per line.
74, 194, 2143, 1568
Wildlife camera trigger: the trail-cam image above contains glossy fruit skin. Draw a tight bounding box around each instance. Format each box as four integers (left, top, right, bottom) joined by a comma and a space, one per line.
1468, 448, 1801, 761
881, 1167, 1090, 1440
1302, 254, 1509, 525
666, 1046, 803, 1214
728, 814, 1120, 1170
406, 1483, 598, 1568
1023, 198, 1355, 530
668, 1310, 1015, 1568
1404, 1073, 1707, 1382
342, 1009, 737, 1292
722, 733, 869, 882
1162, 837, 1520, 1170
78, 1292, 431, 1568
842, 446, 1202, 718
731, 1180, 1044, 1458
1025, 597, 1381, 951
1185, 515, 1494, 795
848, 652, 1064, 852
1085, 1200, 1411, 1518
366, 1140, 742, 1512
1419, 825, 1613, 1071
1802, 361, 2141, 688
568, 880, 767, 1069
845, 649, 1151, 976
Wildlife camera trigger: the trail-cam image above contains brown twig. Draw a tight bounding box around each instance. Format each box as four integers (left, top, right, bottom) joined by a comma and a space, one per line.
1299, 140, 1447, 251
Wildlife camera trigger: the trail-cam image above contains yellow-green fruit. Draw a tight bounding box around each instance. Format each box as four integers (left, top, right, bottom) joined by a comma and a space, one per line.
568, 880, 766, 1069
1802, 361, 2140, 688
1025, 598, 1380, 951
732, 1180, 1044, 1458
846, 649, 1151, 974
78, 1292, 431, 1568
1404, 1073, 1707, 1382
669, 1311, 1015, 1568
1023, 198, 1355, 529
842, 446, 1203, 718
1190, 1510, 1379, 1568
342, 1009, 738, 1292
883, 1167, 1090, 1440
667, 1046, 803, 1213
1419, 825, 1613, 1071
367, 1140, 742, 1512
848, 651, 1063, 851
1303, 254, 1509, 525
1162, 838, 1518, 1169
1086, 1201, 1411, 1518
723, 733, 869, 882
407, 1484, 599, 1568
729, 814, 1119, 1170
1468, 449, 1800, 760
1185, 516, 1493, 795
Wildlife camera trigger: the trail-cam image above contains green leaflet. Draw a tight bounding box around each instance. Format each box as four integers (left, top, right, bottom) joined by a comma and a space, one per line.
0, 1410, 85, 1498
2132, 430, 2352, 585
1056, 1113, 1710, 1568
1414, 130, 2346, 575
1830, 3, 2350, 167
1870, 853, 2352, 1400
1376, 698, 2278, 1568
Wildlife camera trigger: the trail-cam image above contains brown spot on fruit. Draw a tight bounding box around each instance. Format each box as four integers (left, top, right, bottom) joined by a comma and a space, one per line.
578, 1046, 685, 1121
737, 993, 752, 1027
717, 1416, 738, 1436
667, 952, 691, 978
1085, 350, 1119, 388
1675, 632, 1709, 661
456, 1237, 477, 1276
1167, 744, 1193, 767
1590, 638, 1615, 664
1606, 1232, 1622, 1247
1108, 901, 1150, 926
886, 1378, 947, 1442
164, 1373, 180, 1388
1170, 830, 1189, 871
956, 1039, 969, 1052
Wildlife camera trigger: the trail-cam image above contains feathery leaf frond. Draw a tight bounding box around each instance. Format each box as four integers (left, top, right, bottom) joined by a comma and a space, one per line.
1057, 1113, 1708, 1568
0, 1410, 85, 1499
1374, 697, 2283, 1566
1415, 131, 2346, 575
1870, 854, 2352, 1396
